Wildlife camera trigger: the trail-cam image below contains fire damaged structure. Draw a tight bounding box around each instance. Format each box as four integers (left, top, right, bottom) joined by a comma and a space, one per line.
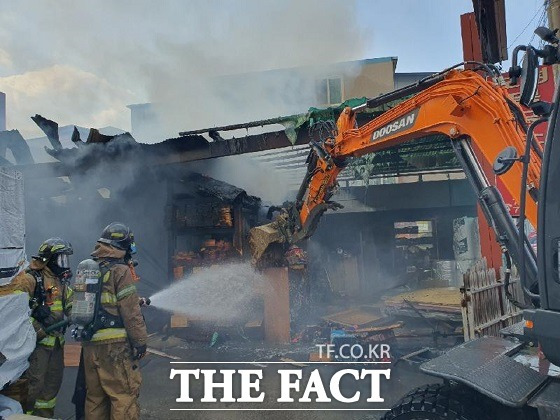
2, 116, 279, 295
2, 99, 478, 325
1, 113, 325, 337
167, 172, 260, 328
0, 84, 505, 349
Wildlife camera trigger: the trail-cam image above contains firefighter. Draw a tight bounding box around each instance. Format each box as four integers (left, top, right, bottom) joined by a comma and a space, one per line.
82, 222, 147, 420
11, 237, 74, 418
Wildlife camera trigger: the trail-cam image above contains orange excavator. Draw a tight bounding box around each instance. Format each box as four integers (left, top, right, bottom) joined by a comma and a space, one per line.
251, 63, 540, 290
251, 27, 560, 419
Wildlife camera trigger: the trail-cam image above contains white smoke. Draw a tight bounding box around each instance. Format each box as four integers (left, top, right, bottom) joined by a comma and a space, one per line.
0, 65, 134, 137
0, 0, 366, 139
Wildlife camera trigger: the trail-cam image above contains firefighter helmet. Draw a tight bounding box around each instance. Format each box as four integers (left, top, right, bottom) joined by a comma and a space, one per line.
98, 222, 136, 253
35, 237, 74, 280
35, 237, 73, 261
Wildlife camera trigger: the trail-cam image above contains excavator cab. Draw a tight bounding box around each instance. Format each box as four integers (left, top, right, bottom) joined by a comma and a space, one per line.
524, 29, 560, 368
497, 25, 560, 368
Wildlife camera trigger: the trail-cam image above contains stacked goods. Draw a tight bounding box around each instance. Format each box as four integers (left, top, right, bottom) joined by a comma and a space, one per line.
219, 206, 233, 227
170, 239, 236, 329
173, 251, 200, 266
453, 216, 481, 274
175, 203, 233, 228
173, 240, 233, 268
199, 239, 233, 262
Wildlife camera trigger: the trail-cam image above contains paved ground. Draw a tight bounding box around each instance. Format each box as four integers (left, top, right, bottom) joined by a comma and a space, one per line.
54, 337, 439, 420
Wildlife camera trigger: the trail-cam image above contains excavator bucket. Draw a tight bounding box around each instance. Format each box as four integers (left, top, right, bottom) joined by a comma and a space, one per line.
249, 221, 285, 264
249, 202, 331, 265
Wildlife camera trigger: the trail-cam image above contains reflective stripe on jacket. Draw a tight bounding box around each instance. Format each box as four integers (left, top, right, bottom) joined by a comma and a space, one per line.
10, 262, 72, 348
84, 243, 147, 347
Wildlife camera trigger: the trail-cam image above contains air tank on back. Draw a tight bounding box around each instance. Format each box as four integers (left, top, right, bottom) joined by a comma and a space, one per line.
70, 258, 101, 326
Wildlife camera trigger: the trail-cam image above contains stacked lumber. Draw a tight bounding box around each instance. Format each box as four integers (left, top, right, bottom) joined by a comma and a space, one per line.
322, 307, 383, 328
384, 288, 462, 313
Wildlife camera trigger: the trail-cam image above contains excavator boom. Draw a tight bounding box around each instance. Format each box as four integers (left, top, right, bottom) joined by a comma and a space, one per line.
250, 69, 541, 269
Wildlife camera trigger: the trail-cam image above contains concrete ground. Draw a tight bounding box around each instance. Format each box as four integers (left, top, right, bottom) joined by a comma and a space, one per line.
54, 337, 439, 420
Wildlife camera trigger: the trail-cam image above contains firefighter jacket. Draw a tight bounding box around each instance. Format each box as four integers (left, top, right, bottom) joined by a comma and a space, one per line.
84, 243, 147, 347
11, 259, 73, 348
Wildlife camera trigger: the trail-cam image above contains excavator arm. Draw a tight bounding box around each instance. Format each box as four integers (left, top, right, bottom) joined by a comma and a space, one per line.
250, 69, 542, 272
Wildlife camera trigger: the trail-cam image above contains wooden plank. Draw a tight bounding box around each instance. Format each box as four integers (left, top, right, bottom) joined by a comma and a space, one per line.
460, 272, 470, 341
171, 314, 189, 328
353, 322, 404, 333
147, 347, 181, 360
309, 352, 331, 362
384, 287, 461, 307
64, 342, 81, 367
171, 265, 188, 327
460, 12, 483, 69
322, 308, 381, 328
263, 267, 290, 343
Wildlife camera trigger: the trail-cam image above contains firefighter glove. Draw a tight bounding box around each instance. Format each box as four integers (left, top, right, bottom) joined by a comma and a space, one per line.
33, 304, 51, 322
36, 328, 47, 342
133, 344, 147, 360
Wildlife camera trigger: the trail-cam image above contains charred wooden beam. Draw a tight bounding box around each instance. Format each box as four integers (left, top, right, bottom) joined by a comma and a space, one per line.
472, 0, 508, 64
178, 114, 301, 137
17, 127, 310, 179
31, 114, 62, 151
155, 129, 309, 165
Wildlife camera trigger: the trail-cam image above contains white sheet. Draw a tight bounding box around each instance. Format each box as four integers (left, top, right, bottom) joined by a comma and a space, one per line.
0, 248, 26, 286
0, 168, 25, 248
0, 394, 23, 417
0, 293, 36, 389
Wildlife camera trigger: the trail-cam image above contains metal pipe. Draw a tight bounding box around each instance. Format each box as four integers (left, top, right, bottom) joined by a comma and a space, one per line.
362, 74, 446, 110
518, 118, 547, 300
451, 139, 538, 294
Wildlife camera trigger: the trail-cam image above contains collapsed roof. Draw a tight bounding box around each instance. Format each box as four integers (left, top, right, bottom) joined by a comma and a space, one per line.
0, 98, 461, 181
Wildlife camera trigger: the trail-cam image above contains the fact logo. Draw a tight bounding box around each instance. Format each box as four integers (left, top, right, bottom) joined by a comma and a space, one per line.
371, 109, 419, 142
170, 367, 391, 405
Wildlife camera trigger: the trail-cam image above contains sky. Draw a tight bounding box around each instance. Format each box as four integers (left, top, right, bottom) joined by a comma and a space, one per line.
0, 0, 548, 138
357, 0, 546, 72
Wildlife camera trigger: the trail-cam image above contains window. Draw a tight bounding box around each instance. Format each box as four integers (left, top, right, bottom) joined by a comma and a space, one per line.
316, 77, 343, 105
328, 78, 342, 104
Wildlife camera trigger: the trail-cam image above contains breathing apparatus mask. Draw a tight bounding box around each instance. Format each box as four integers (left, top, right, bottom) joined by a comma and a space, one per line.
35, 237, 73, 282
48, 253, 73, 282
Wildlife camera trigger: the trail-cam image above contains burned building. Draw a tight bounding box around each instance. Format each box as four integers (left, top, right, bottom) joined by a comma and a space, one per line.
0, 56, 507, 345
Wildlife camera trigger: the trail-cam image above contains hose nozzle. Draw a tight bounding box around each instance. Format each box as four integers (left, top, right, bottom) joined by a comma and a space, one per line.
139, 297, 151, 307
